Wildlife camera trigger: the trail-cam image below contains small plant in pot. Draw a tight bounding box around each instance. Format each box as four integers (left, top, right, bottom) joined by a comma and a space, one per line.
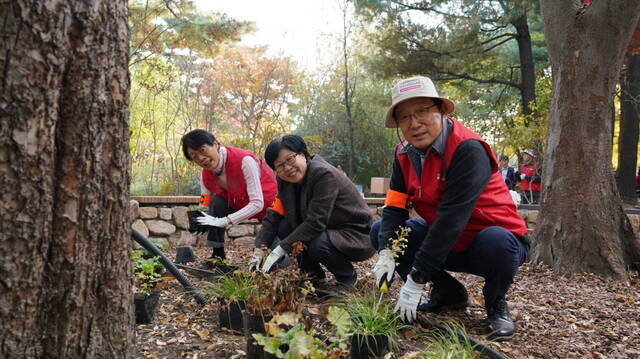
202, 270, 257, 332
343, 290, 404, 359
132, 249, 163, 324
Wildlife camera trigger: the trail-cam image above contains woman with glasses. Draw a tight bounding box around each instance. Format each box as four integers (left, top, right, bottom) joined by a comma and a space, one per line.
181, 129, 277, 267
370, 76, 529, 342
252, 134, 375, 292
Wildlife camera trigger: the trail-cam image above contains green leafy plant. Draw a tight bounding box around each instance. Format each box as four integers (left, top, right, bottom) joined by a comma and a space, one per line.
253, 312, 342, 359
132, 249, 163, 294
343, 290, 405, 349
419, 322, 480, 359
202, 270, 256, 302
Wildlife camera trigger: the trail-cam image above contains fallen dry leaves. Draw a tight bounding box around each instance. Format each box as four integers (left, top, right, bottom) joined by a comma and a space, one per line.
136, 244, 640, 358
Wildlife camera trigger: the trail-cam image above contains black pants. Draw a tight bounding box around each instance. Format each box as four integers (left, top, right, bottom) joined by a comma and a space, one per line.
205, 195, 236, 249
370, 219, 529, 305
278, 221, 356, 283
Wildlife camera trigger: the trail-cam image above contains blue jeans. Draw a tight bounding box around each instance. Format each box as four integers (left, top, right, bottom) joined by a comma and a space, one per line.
370, 219, 529, 304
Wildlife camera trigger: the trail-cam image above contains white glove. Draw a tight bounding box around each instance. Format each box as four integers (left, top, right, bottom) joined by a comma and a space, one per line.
520, 174, 527, 180
261, 245, 286, 273
373, 249, 396, 288
196, 211, 228, 228
249, 247, 264, 270
394, 274, 425, 323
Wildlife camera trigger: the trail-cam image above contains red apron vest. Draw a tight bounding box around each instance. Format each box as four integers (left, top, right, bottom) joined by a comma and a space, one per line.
518, 162, 541, 191
396, 118, 527, 251
202, 147, 277, 220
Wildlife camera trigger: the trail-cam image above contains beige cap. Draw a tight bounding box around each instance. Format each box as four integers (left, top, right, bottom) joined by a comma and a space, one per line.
384, 76, 455, 128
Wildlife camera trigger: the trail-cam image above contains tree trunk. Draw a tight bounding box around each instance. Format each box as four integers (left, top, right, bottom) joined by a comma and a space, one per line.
0, 1, 133, 358
532, 1, 640, 278
512, 12, 537, 121
616, 54, 640, 204
342, 2, 355, 177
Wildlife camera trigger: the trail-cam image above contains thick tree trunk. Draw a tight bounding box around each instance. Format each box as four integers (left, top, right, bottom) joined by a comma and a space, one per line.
0, 1, 133, 358
616, 54, 640, 204
533, 1, 640, 278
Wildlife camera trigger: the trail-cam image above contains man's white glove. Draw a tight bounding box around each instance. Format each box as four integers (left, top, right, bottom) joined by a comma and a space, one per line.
196, 211, 228, 228
373, 249, 396, 288
249, 247, 264, 271
520, 173, 527, 180
261, 245, 286, 273
394, 274, 425, 323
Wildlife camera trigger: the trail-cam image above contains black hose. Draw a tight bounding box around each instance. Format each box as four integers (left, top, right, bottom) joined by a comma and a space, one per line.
416, 316, 509, 359
132, 229, 208, 306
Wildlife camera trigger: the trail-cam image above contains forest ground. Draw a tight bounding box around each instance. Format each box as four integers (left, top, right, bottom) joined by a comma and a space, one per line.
136, 242, 640, 359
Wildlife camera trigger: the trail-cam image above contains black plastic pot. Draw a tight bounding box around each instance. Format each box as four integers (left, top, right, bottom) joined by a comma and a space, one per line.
175, 246, 196, 264
245, 314, 277, 359
187, 210, 207, 234
219, 300, 246, 331
134, 291, 160, 324
349, 333, 390, 359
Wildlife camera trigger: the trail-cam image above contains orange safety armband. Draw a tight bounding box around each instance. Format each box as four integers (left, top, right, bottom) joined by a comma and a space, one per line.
271, 197, 285, 216
199, 194, 212, 207
384, 189, 409, 209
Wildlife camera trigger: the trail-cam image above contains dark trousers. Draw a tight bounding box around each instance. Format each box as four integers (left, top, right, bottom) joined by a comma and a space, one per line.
278, 221, 356, 283
370, 218, 529, 305
205, 195, 236, 249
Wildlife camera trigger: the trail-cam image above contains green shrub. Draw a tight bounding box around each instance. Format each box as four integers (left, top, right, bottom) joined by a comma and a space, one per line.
419, 322, 479, 359
132, 249, 163, 294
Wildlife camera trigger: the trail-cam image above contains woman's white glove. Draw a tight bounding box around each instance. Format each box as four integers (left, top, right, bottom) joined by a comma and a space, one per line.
196, 211, 228, 228
520, 173, 527, 180
261, 245, 286, 273
394, 274, 425, 323
373, 249, 396, 288
249, 247, 264, 270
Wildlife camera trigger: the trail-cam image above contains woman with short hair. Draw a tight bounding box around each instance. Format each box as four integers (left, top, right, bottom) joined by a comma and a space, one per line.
181, 129, 277, 266
253, 134, 375, 291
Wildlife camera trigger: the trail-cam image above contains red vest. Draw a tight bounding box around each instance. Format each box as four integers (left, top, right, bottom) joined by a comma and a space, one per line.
396, 118, 527, 251
518, 162, 541, 191
202, 147, 277, 220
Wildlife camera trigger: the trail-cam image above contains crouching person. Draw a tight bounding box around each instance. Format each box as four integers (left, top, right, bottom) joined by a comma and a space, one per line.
253, 134, 375, 292
371, 76, 529, 341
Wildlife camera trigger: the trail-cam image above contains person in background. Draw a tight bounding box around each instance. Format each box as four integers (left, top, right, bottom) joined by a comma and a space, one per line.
516, 149, 541, 204
499, 155, 518, 191
181, 129, 277, 268
253, 134, 375, 291
370, 76, 529, 341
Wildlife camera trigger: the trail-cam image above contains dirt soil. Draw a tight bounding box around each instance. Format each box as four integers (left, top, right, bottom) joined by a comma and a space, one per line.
136, 242, 640, 359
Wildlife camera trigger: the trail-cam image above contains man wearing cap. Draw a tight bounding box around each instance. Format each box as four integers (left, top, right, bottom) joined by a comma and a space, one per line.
499, 155, 518, 191
370, 76, 530, 341
516, 149, 541, 204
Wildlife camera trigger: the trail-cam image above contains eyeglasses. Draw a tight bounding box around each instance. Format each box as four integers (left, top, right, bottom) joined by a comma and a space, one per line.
396, 104, 437, 126
274, 153, 298, 173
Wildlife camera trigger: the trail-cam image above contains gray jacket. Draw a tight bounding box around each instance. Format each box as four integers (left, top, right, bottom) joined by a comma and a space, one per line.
255, 155, 375, 262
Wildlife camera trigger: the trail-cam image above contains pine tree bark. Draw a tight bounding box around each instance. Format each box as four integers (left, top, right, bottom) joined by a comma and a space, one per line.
532, 1, 640, 278
0, 1, 133, 357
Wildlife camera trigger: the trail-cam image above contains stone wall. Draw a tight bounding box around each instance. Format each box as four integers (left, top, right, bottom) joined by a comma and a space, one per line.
130, 199, 260, 247
131, 199, 638, 247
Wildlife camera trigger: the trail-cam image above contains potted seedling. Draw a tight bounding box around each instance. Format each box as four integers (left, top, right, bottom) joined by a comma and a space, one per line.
132, 249, 163, 324
203, 270, 257, 332
344, 290, 404, 359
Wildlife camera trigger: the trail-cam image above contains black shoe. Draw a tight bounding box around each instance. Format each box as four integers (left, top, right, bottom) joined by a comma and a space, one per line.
316, 273, 357, 295
486, 297, 515, 341
417, 273, 469, 312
